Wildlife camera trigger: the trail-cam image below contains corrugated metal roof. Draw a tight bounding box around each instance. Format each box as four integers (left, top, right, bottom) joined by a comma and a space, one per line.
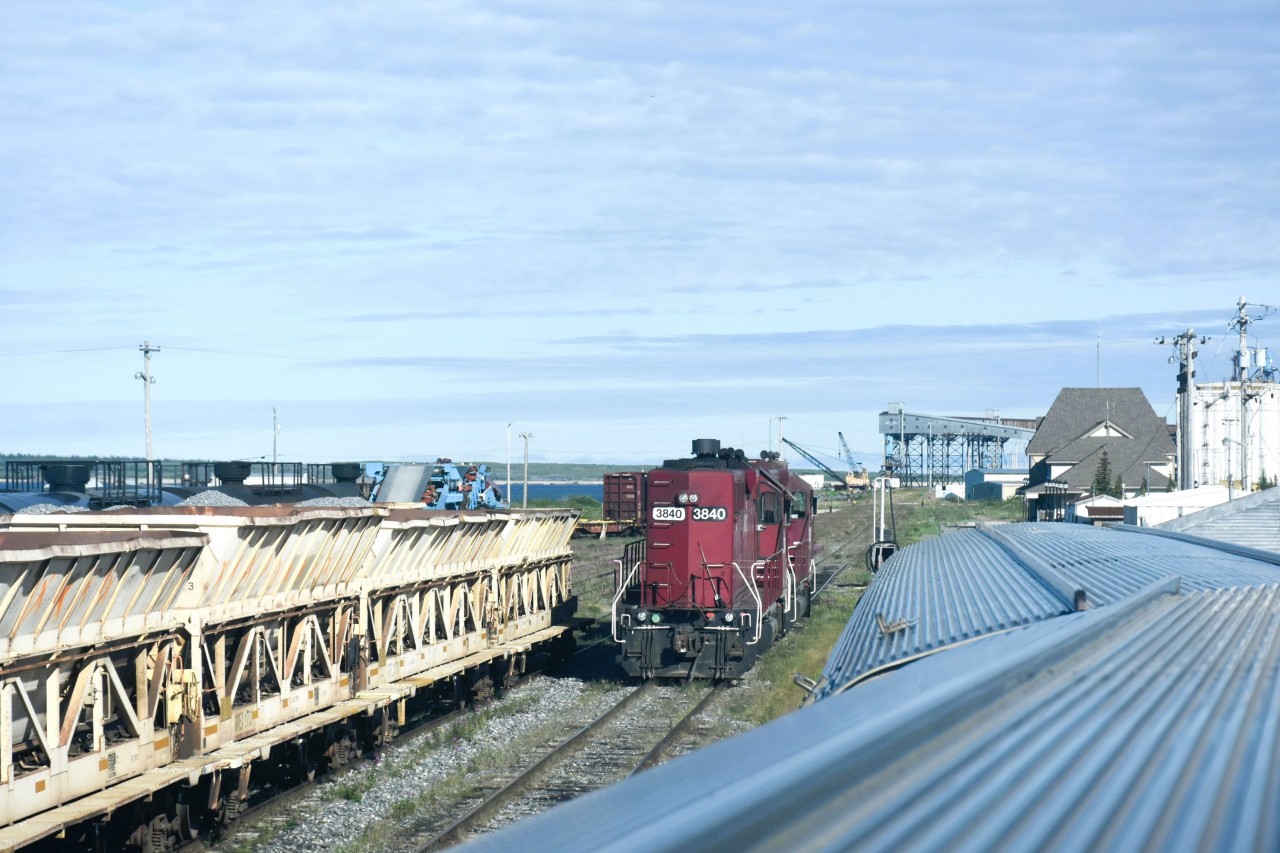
813, 522, 1280, 698
815, 527, 1069, 696
465, 579, 1280, 852
1157, 486, 1280, 551
986, 522, 1280, 598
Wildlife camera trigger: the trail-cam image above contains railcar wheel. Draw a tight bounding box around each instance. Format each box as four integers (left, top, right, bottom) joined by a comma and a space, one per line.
331, 730, 357, 768
293, 735, 322, 783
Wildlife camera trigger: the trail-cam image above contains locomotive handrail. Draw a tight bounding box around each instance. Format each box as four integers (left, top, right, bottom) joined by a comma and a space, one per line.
788, 542, 816, 591
733, 561, 765, 645
784, 563, 797, 619
612, 559, 642, 643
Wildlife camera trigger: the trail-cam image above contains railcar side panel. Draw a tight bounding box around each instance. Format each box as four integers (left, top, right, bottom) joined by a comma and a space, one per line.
0, 506, 580, 850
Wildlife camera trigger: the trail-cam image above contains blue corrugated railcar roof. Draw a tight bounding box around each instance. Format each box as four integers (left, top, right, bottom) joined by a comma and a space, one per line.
465, 578, 1280, 852
812, 521, 1280, 699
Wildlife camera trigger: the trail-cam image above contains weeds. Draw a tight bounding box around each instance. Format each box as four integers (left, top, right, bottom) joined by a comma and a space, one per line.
726, 493, 1024, 726
330, 774, 376, 803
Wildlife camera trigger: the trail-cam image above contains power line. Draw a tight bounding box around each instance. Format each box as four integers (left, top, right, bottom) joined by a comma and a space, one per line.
0, 346, 131, 358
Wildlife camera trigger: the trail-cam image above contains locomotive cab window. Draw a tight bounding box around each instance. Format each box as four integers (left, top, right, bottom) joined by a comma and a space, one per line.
790, 492, 806, 518
759, 493, 780, 525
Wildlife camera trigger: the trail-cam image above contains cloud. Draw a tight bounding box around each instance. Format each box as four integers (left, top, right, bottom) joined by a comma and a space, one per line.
0, 1, 1275, 461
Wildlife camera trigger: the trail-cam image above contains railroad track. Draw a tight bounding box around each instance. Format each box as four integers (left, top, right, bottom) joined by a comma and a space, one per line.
420, 681, 726, 851
187, 705, 472, 853
187, 656, 591, 853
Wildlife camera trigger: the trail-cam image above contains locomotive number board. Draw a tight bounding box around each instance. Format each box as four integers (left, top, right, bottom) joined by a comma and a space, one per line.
651, 506, 728, 522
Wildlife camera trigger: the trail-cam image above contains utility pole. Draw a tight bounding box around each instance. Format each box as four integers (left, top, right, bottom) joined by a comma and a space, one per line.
507, 423, 512, 505
1223, 423, 1237, 500
927, 422, 933, 490
1228, 296, 1275, 492
1233, 297, 1250, 492
519, 432, 532, 509
272, 407, 281, 476
894, 402, 906, 484
775, 416, 787, 458
1156, 330, 1205, 490
135, 341, 159, 462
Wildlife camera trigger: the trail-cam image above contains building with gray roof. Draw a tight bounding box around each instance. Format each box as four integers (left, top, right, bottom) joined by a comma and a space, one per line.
1024, 387, 1175, 520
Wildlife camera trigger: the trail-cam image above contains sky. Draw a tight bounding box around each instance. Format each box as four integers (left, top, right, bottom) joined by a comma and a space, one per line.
2, 1, 1277, 471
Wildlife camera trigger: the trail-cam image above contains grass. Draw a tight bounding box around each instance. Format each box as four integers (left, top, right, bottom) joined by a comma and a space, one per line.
527, 494, 604, 519
726, 492, 1026, 726
727, 581, 865, 725
330, 774, 377, 803
568, 533, 634, 623
896, 495, 1026, 544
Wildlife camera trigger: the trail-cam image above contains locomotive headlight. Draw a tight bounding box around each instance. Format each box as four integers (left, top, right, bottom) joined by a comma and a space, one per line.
688, 492, 699, 504
637, 610, 649, 622
723, 611, 735, 623
650, 613, 663, 624
677, 492, 689, 504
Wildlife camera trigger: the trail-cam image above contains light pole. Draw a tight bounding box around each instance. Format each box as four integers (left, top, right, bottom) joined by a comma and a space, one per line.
1223, 437, 1241, 500
519, 432, 533, 508
506, 423, 512, 505
135, 341, 159, 462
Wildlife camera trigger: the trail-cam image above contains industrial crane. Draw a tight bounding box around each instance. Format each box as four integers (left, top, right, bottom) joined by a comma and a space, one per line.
781, 438, 849, 491
838, 432, 871, 491
837, 432, 857, 469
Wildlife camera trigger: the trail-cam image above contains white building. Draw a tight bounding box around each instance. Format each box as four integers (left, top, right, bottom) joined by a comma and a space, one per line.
1189, 380, 1280, 491
1122, 485, 1232, 527
1065, 494, 1124, 525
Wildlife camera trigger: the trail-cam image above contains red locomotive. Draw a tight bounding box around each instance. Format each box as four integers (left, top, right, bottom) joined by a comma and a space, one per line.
613, 439, 816, 679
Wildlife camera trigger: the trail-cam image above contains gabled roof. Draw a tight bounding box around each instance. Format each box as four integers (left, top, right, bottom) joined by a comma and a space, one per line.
1078, 418, 1134, 440
1026, 388, 1174, 490
1027, 388, 1172, 457
1047, 440, 1173, 490
1073, 494, 1123, 507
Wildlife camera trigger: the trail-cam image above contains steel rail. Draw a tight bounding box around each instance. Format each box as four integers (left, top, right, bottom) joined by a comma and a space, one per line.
174, 664, 553, 853
628, 683, 724, 776
421, 682, 657, 852
814, 560, 853, 597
